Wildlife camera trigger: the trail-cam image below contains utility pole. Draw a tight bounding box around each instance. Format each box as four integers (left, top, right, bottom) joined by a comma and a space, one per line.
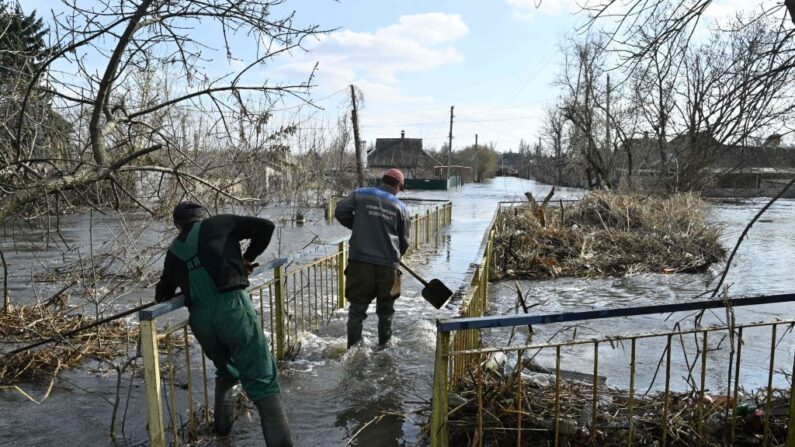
447, 106, 454, 181
473, 134, 479, 182
350, 85, 365, 187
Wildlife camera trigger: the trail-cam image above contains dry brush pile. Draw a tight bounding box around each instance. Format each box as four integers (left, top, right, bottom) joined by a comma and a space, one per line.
491, 191, 726, 280
0, 304, 136, 386
440, 365, 790, 446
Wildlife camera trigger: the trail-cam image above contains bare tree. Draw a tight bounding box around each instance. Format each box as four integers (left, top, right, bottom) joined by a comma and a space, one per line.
661, 17, 795, 190
582, 0, 795, 67
540, 105, 566, 185
568, 1, 795, 191
1, 1, 325, 228
559, 37, 614, 188
0, 1, 331, 307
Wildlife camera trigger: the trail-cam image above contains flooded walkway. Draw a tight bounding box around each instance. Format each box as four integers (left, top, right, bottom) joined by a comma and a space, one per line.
2, 177, 793, 446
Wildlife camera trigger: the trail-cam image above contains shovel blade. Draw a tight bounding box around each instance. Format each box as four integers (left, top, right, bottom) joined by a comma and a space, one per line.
422, 279, 453, 309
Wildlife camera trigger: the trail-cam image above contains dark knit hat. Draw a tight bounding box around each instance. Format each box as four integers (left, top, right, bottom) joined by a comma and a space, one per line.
172, 202, 207, 225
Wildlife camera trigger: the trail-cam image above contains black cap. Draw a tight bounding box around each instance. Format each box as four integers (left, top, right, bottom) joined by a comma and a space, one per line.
172, 202, 207, 225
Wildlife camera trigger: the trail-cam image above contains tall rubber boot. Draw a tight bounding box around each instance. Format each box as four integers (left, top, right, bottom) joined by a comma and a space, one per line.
254, 395, 293, 447
347, 302, 367, 348
347, 320, 363, 348
213, 376, 241, 436
376, 299, 394, 347
377, 316, 393, 347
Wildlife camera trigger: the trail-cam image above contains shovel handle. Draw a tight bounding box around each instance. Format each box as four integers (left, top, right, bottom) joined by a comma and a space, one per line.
399, 261, 429, 286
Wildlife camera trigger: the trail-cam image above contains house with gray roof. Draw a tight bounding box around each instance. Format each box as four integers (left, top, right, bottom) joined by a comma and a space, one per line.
367, 130, 436, 178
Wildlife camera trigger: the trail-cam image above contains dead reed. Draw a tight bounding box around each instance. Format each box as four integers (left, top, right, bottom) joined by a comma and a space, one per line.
492, 191, 726, 280
434, 366, 789, 446
0, 305, 136, 385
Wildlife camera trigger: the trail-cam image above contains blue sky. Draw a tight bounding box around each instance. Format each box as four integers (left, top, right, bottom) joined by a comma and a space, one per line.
268, 0, 586, 151
24, 0, 753, 152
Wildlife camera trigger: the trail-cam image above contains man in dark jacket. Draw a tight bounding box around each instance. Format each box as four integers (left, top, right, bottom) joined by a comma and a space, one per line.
155, 203, 292, 446
334, 168, 411, 348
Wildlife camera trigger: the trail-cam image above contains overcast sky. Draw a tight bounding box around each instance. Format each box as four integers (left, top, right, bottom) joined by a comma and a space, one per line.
25, 0, 758, 152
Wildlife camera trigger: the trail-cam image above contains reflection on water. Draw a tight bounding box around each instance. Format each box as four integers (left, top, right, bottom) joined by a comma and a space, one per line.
2, 178, 794, 446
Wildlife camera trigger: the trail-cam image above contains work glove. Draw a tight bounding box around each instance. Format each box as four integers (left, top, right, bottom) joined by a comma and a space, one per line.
243, 260, 259, 275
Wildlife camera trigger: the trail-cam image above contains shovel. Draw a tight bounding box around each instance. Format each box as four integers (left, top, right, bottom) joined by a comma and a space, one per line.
399, 261, 453, 309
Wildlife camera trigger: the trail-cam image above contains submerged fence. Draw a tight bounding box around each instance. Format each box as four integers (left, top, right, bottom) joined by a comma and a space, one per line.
430, 204, 795, 447
139, 199, 451, 446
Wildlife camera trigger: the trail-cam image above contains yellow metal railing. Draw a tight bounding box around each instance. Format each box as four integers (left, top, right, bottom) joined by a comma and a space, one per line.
248, 242, 347, 360
429, 204, 795, 447
140, 198, 452, 446
430, 209, 495, 447
432, 317, 795, 447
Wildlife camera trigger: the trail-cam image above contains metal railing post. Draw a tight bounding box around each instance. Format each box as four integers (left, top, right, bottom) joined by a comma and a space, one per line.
273, 264, 286, 360
140, 319, 165, 447
425, 209, 431, 242
413, 217, 419, 249
786, 350, 795, 446
326, 195, 335, 223
485, 229, 493, 284
337, 241, 347, 308
430, 329, 451, 447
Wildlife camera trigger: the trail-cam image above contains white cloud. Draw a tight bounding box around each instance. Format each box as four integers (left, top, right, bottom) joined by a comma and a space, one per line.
271, 13, 468, 98
268, 13, 551, 151
505, 0, 581, 22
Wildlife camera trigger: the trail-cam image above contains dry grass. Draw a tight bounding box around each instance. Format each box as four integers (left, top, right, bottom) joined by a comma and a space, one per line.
0, 305, 136, 385
491, 191, 726, 280
432, 366, 790, 446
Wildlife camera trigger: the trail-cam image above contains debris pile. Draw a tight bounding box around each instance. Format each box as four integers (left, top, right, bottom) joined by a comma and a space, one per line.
0, 305, 136, 385
431, 365, 789, 446
491, 191, 725, 279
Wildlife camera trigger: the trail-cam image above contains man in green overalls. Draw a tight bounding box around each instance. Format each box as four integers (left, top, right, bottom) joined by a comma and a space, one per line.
155, 203, 292, 446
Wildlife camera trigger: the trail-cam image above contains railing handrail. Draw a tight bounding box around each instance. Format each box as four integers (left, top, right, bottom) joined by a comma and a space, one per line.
498, 198, 581, 204
448, 318, 795, 355
138, 237, 350, 321
140, 295, 186, 321
140, 199, 452, 323
401, 198, 452, 203
437, 292, 795, 332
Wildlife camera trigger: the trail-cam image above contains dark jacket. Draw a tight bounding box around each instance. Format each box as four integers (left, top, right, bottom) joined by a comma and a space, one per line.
155, 214, 275, 304
334, 186, 411, 268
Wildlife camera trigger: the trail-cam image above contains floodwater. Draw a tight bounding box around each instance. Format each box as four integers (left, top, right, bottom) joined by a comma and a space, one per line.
1, 177, 794, 446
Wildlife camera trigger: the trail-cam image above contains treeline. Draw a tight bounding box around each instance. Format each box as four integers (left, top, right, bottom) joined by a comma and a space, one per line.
528, 5, 795, 192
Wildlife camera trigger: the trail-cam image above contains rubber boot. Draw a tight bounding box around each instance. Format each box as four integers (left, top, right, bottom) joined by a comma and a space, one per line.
213, 376, 241, 436
254, 395, 293, 447
376, 299, 394, 347
377, 316, 393, 347
347, 320, 362, 348
347, 302, 367, 348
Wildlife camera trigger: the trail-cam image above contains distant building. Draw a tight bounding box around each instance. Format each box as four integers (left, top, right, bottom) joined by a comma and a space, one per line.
497, 151, 523, 176
367, 130, 435, 178
622, 131, 795, 192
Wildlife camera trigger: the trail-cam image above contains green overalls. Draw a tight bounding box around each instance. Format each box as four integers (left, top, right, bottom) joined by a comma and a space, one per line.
169, 222, 280, 400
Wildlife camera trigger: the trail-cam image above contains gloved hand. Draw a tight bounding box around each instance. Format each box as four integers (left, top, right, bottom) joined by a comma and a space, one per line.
243, 260, 259, 275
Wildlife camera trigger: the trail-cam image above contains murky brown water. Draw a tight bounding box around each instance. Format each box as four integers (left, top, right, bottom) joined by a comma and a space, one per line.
1, 178, 793, 446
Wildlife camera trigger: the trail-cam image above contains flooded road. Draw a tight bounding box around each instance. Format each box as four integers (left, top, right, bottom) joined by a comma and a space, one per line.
1, 177, 793, 446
